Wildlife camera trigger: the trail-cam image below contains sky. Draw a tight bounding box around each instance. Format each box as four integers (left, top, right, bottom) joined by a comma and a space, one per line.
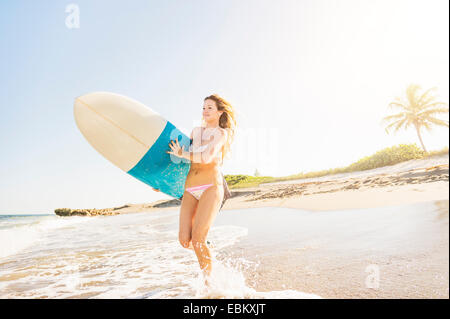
0, 0, 448, 214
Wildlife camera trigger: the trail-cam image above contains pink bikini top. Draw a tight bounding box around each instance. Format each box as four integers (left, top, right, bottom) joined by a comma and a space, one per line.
189, 127, 226, 165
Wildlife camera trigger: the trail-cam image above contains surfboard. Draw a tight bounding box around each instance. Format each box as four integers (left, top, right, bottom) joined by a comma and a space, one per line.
73, 91, 191, 199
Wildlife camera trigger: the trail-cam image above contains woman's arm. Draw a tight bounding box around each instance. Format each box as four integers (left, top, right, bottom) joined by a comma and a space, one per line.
182, 126, 203, 163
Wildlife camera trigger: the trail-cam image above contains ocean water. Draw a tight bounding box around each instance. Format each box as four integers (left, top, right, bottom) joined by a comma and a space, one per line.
0, 211, 321, 299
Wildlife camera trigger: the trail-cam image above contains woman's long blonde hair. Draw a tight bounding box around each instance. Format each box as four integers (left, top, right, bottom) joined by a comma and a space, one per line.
201, 94, 237, 163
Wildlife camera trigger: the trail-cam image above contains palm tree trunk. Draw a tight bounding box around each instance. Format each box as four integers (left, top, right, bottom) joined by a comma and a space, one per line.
415, 125, 427, 153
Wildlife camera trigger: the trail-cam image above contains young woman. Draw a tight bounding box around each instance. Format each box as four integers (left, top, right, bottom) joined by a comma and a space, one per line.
155, 94, 236, 281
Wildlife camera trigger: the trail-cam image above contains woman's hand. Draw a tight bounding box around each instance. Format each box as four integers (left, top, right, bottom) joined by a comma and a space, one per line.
166, 137, 185, 158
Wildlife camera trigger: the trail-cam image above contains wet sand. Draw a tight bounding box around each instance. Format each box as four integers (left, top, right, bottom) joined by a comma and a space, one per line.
214, 201, 448, 298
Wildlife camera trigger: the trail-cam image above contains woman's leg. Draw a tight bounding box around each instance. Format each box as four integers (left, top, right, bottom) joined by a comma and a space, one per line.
191, 185, 224, 277
179, 190, 198, 249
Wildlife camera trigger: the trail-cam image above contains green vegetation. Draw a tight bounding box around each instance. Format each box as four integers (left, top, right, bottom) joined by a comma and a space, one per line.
225, 144, 448, 189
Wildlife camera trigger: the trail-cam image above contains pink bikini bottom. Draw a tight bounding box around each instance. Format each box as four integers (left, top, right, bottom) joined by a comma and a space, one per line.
185, 183, 214, 201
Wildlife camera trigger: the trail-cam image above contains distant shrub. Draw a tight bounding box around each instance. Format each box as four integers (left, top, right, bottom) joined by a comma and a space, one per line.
225, 175, 273, 188
346, 144, 425, 172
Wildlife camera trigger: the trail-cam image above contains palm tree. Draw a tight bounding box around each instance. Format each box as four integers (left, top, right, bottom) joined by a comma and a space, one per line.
381, 84, 449, 153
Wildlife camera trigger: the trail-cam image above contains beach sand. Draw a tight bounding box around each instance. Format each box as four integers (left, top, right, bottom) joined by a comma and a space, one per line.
97, 155, 449, 298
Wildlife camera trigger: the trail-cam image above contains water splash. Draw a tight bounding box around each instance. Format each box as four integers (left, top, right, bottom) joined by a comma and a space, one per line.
187, 256, 321, 299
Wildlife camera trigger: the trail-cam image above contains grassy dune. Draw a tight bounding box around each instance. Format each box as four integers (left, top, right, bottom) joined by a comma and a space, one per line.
225, 144, 449, 189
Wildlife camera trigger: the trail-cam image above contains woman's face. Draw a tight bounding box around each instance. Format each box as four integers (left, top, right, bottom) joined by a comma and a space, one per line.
202, 99, 223, 124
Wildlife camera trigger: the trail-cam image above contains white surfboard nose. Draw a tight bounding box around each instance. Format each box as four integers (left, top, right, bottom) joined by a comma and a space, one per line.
73, 92, 167, 172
